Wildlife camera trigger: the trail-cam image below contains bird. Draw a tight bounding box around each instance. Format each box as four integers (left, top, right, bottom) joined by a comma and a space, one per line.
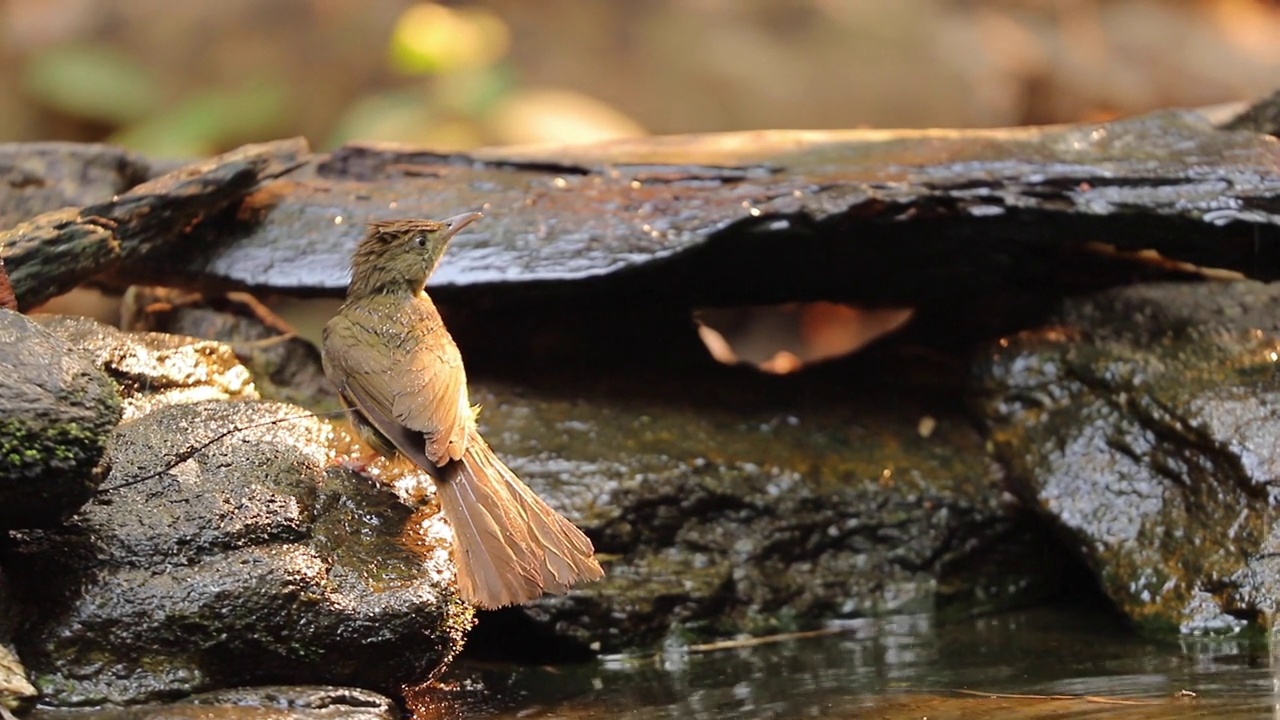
321, 212, 603, 608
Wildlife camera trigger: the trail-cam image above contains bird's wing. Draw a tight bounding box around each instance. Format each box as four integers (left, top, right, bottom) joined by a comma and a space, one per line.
391, 327, 472, 465
338, 385, 443, 480
324, 308, 471, 469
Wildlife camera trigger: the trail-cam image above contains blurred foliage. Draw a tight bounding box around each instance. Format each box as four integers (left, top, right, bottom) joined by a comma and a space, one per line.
388, 3, 510, 74
18, 39, 291, 157
110, 78, 290, 157
7, 0, 645, 155
22, 43, 160, 125
335, 2, 643, 150
2, 0, 1279, 156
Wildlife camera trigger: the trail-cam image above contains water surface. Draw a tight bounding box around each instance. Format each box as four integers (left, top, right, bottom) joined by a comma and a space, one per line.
417, 606, 1275, 719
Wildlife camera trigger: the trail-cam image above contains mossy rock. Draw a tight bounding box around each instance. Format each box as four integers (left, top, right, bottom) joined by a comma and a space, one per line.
0, 309, 122, 528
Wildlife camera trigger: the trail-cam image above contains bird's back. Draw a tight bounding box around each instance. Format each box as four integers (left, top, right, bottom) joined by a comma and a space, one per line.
324, 290, 473, 466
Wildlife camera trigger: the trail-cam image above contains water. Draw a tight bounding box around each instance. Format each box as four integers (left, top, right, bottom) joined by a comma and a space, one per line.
414, 606, 1276, 719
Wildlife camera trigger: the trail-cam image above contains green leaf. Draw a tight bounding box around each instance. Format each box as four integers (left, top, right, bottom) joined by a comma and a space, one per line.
23, 43, 159, 124
110, 79, 290, 158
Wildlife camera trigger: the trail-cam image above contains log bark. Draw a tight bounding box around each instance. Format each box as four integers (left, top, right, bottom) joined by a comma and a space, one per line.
119, 103, 1280, 302
0, 95, 1277, 309
0, 138, 307, 311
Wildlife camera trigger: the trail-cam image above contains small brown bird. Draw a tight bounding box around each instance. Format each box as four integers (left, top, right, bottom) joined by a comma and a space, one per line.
322, 213, 603, 608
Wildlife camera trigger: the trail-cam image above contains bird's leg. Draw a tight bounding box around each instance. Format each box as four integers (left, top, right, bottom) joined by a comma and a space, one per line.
335, 448, 382, 475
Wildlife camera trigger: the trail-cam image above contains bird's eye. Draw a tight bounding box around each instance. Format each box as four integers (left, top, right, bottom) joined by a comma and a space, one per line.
415, 235, 427, 248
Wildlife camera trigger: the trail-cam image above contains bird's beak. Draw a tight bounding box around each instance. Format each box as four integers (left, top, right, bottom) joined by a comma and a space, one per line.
440, 211, 483, 242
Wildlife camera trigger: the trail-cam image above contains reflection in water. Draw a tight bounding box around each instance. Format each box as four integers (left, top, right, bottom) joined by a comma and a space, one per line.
1274, 624, 1280, 720
413, 607, 1276, 719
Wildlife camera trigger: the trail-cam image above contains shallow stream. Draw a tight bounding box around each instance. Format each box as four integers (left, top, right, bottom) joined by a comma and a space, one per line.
422, 606, 1275, 719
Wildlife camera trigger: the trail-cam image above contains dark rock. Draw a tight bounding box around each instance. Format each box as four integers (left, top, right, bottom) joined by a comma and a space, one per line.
28, 686, 397, 720
458, 374, 1027, 652
101, 289, 1058, 653
4, 400, 471, 706
0, 568, 14, 642
976, 281, 1280, 633
0, 259, 15, 312
0, 309, 122, 529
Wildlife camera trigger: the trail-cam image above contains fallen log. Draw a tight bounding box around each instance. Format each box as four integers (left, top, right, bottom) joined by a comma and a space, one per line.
0, 138, 307, 310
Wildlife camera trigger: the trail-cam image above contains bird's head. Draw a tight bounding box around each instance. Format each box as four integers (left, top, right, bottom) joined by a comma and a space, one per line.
349, 211, 482, 295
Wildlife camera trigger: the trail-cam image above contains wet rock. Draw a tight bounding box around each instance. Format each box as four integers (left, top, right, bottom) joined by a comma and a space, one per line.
29, 686, 398, 720
118, 287, 340, 412
176, 686, 397, 720
106, 296, 1057, 652
0, 310, 122, 529
3, 400, 471, 706
976, 281, 1280, 633
2, 315, 468, 701
35, 315, 257, 419
458, 373, 1024, 652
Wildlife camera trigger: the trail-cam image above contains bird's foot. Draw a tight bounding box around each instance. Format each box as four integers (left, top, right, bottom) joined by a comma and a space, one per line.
335, 451, 381, 477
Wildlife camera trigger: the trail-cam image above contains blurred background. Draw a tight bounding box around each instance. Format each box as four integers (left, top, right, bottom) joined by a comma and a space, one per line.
1, 0, 1278, 158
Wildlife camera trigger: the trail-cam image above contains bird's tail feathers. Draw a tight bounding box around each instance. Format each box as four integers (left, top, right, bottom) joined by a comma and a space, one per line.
435, 429, 603, 608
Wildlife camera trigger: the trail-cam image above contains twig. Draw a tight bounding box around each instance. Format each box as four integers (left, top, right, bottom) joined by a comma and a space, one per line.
947, 688, 1160, 706
686, 627, 846, 653
232, 332, 299, 351
97, 408, 351, 494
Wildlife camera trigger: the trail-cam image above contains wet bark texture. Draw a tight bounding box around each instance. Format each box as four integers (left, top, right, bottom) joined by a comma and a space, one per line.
0, 139, 305, 311
1, 100, 1276, 312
